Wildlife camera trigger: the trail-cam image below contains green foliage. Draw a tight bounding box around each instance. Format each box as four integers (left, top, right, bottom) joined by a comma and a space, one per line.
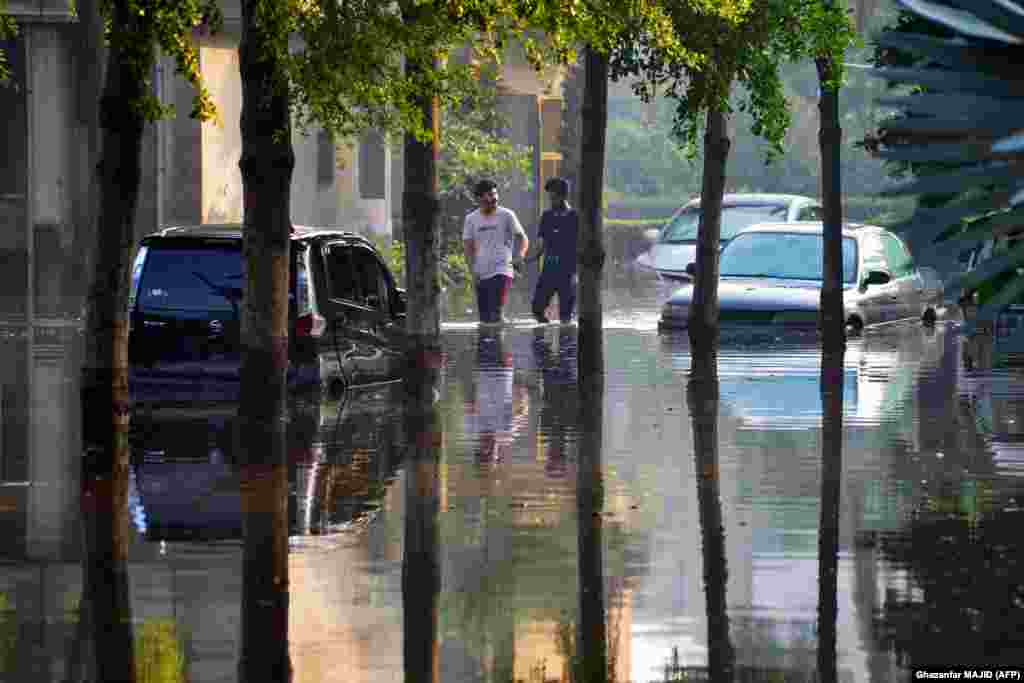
100, 0, 223, 123
135, 618, 186, 683
0, 3, 17, 85
439, 85, 533, 203
611, 0, 858, 160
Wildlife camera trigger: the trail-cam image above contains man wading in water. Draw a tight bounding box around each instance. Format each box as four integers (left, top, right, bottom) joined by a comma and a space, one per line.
529, 177, 578, 324
462, 179, 529, 324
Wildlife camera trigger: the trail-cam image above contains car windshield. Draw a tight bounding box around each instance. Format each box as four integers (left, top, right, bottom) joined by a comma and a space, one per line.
660, 204, 790, 244
719, 232, 858, 284
137, 246, 244, 314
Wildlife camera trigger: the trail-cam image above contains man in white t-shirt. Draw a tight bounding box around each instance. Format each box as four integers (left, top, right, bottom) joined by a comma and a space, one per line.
462, 179, 529, 324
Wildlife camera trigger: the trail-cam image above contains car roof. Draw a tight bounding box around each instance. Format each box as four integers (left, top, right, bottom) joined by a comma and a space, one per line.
683, 193, 820, 208
143, 223, 372, 244
733, 220, 877, 238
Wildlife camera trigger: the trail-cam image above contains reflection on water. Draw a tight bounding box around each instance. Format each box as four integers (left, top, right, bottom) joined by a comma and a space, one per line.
7, 300, 1024, 680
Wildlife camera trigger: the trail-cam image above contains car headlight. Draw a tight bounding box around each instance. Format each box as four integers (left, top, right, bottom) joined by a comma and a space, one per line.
772, 311, 819, 325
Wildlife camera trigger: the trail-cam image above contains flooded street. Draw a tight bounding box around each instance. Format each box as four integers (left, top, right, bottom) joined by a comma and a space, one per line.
1, 288, 1023, 681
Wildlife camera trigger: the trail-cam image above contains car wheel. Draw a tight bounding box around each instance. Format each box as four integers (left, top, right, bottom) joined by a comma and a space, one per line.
845, 316, 864, 335
922, 308, 937, 326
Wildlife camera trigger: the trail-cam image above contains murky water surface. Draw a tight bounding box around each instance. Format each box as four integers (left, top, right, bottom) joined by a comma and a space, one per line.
2, 285, 1023, 681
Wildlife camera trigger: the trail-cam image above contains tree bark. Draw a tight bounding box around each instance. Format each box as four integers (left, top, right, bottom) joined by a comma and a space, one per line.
80, 0, 153, 676
817, 56, 846, 351
402, 367, 443, 683
237, 0, 295, 679
686, 349, 734, 682
577, 47, 608, 379
401, 2, 443, 363
576, 368, 607, 683
817, 347, 844, 683
688, 105, 729, 353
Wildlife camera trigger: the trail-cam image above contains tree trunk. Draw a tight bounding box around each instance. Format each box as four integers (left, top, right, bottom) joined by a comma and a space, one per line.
80, 0, 152, 677
402, 74, 443, 355
817, 56, 846, 351
237, 0, 295, 679
402, 367, 443, 683
400, 2, 443, 363
686, 349, 734, 681
817, 347, 844, 683
688, 105, 729, 353
577, 47, 608, 379
576, 369, 607, 683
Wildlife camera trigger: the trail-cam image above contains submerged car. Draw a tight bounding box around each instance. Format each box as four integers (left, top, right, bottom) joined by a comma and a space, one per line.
128, 224, 408, 404
658, 222, 942, 333
634, 193, 823, 282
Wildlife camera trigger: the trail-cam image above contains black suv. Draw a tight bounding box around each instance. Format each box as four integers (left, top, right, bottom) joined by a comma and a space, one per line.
128, 224, 408, 403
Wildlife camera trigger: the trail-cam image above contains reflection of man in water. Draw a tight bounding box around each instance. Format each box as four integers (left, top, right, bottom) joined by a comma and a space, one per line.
532, 327, 578, 478
469, 331, 529, 464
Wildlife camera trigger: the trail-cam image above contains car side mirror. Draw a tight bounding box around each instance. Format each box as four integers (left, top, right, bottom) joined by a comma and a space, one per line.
861, 269, 891, 289
393, 288, 407, 317
685, 262, 696, 277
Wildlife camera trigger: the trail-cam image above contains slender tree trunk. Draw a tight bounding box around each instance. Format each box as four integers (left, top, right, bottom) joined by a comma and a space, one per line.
687, 349, 734, 682
402, 367, 443, 683
817, 55, 846, 350
688, 105, 729, 353
237, 0, 295, 679
817, 347, 845, 683
577, 47, 608, 379
401, 1, 443, 363
79, 1, 153, 677
576, 368, 607, 683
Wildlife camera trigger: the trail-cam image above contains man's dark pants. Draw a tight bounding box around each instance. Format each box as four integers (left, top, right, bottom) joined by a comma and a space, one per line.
532, 269, 576, 323
476, 274, 512, 323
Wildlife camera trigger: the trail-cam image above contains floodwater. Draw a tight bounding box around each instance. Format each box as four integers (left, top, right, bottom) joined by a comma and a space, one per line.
2, 283, 1024, 682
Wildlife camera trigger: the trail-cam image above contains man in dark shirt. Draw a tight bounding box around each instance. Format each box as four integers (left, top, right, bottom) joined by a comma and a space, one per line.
530, 177, 578, 324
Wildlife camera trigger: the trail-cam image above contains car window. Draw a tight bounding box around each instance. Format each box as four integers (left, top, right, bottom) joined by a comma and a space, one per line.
351, 247, 389, 310
129, 246, 148, 311
660, 204, 790, 244
293, 247, 311, 316
797, 206, 824, 221
881, 233, 914, 278
719, 232, 858, 283
136, 246, 243, 314
326, 245, 361, 302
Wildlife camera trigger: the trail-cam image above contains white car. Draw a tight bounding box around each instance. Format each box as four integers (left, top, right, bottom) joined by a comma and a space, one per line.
635, 193, 823, 282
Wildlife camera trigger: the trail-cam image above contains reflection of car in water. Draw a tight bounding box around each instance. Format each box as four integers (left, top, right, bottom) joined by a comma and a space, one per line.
634, 194, 822, 282
129, 385, 406, 541
660, 325, 946, 434
658, 223, 943, 333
